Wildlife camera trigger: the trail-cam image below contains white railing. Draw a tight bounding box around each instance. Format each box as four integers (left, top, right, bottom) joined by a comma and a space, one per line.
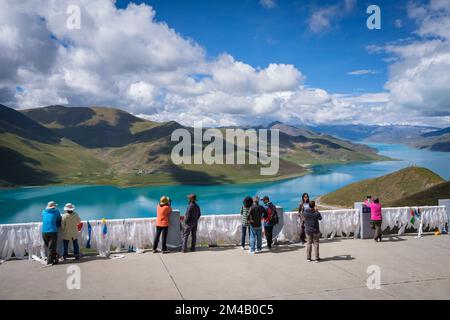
381, 206, 448, 235
0, 205, 447, 261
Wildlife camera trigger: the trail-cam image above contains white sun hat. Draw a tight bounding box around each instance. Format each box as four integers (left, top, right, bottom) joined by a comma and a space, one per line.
64, 203, 75, 211
46, 201, 57, 209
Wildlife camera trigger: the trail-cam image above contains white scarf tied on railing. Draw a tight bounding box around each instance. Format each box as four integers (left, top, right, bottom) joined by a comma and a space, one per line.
0, 206, 446, 261
381, 206, 448, 235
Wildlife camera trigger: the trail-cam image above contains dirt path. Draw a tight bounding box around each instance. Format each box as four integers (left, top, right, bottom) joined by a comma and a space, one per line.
315, 196, 348, 210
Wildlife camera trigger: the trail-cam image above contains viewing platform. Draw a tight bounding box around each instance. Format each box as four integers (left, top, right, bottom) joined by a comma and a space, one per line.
1, 234, 450, 300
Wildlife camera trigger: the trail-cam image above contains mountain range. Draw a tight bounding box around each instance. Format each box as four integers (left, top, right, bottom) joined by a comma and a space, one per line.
0, 104, 388, 187
309, 124, 450, 152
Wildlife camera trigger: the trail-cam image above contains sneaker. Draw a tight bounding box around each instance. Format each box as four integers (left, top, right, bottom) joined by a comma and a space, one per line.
249, 250, 255, 254
153, 250, 159, 254
241, 246, 246, 250
315, 258, 321, 263
255, 249, 261, 254
162, 250, 169, 254
307, 258, 312, 262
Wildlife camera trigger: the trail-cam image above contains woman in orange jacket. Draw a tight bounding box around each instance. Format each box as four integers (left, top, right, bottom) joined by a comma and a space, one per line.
153, 196, 172, 253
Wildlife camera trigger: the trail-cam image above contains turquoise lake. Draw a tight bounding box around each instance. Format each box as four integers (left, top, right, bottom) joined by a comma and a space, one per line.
1, 142, 449, 224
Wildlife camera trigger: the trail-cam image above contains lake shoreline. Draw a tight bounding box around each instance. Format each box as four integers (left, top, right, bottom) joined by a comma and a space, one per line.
0, 157, 395, 191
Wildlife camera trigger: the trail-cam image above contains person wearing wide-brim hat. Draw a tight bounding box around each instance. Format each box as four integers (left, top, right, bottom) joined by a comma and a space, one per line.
41, 201, 62, 265
61, 203, 81, 260
153, 196, 172, 254
182, 194, 201, 253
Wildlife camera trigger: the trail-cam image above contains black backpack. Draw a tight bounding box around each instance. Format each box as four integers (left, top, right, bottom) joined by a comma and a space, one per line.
268, 203, 279, 225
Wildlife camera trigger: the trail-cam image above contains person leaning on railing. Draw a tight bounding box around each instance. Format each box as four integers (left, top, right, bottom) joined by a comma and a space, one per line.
153, 196, 172, 254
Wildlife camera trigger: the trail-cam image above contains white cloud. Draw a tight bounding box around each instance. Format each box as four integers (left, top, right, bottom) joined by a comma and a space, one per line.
347, 69, 379, 75
376, 0, 450, 119
395, 19, 403, 28
0, 0, 449, 128
307, 0, 356, 34
259, 0, 276, 9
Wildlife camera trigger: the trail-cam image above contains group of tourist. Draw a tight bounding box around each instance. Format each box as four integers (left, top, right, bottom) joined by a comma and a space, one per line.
40, 192, 383, 265
41, 201, 81, 265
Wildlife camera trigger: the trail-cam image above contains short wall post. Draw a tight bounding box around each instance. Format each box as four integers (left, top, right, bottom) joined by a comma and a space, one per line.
167, 209, 181, 248
438, 199, 450, 234
272, 206, 284, 245
355, 202, 373, 239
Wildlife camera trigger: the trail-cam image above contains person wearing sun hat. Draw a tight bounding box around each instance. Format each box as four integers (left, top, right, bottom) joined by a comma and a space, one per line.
61, 203, 82, 260
153, 196, 172, 254
41, 201, 62, 265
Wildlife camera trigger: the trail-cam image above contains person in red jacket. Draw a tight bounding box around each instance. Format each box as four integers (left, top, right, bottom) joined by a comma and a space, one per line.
153, 196, 172, 253
364, 197, 383, 242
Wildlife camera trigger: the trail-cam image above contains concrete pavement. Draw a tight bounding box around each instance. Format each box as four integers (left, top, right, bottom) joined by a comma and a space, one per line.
1, 234, 449, 300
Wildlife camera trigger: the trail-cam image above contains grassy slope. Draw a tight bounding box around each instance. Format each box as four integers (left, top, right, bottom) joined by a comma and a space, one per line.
0, 133, 111, 187
1, 105, 389, 187
389, 181, 450, 207
320, 167, 445, 208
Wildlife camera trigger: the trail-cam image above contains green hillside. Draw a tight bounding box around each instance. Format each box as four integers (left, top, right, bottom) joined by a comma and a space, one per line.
389, 181, 450, 207
1, 104, 391, 188
320, 167, 445, 207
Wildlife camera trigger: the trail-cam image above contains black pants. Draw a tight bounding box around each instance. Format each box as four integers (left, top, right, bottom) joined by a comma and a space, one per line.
42, 232, 58, 262
371, 220, 382, 241
264, 225, 274, 248
299, 221, 306, 243
153, 226, 168, 251
182, 223, 198, 252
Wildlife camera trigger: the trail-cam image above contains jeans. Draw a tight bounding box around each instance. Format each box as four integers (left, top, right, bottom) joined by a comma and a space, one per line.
306, 233, 320, 260
63, 239, 80, 258
153, 226, 169, 251
182, 223, 198, 252
42, 232, 58, 262
264, 225, 274, 248
241, 225, 249, 247
249, 226, 262, 252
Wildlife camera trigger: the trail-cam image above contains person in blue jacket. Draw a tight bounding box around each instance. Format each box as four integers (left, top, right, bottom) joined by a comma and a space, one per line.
42, 201, 62, 265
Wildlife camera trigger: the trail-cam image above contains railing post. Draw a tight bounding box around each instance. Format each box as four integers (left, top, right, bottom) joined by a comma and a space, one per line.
438, 199, 450, 234
272, 206, 284, 245
355, 202, 373, 239
167, 209, 182, 249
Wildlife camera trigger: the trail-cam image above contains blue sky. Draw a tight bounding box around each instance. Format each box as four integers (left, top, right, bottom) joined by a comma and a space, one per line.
2, 0, 449, 127
116, 0, 413, 93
